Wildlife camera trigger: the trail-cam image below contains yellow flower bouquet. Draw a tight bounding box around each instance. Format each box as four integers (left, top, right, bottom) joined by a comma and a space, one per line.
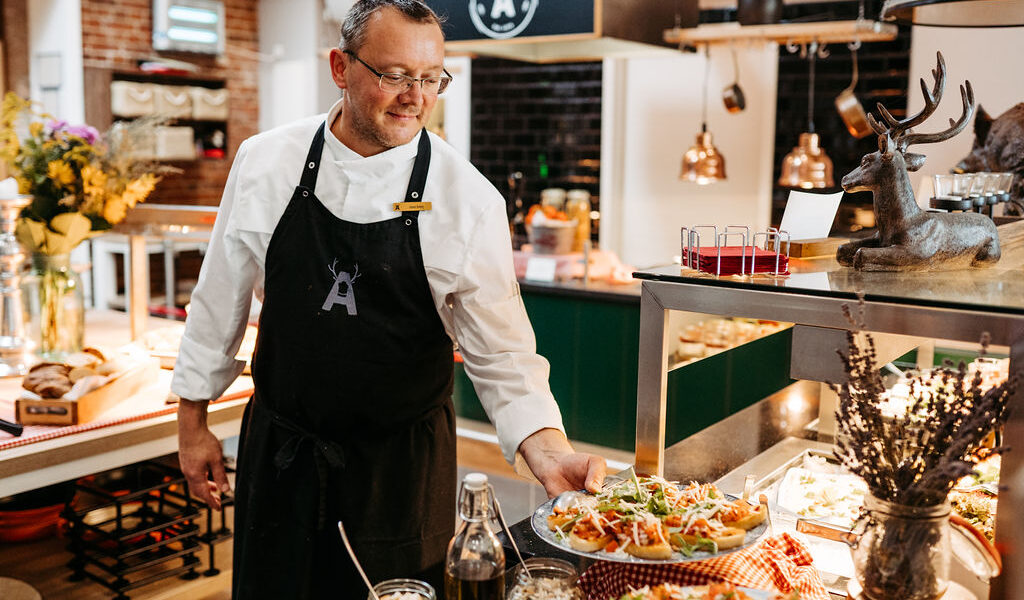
0, 92, 179, 254
1, 92, 180, 357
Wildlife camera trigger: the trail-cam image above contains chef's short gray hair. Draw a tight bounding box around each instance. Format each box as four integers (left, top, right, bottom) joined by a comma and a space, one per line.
340, 0, 445, 53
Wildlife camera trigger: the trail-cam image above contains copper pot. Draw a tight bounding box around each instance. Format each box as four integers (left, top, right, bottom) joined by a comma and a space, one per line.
835, 47, 872, 139
723, 83, 746, 113
722, 44, 746, 113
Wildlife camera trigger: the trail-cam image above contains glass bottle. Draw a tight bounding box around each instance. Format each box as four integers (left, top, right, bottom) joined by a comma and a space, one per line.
444, 473, 505, 600
507, 171, 527, 250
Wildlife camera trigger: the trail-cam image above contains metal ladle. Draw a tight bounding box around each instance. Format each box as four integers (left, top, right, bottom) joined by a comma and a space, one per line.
338, 521, 381, 600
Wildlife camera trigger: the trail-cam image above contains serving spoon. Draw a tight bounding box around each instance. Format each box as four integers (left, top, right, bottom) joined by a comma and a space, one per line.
338, 521, 380, 600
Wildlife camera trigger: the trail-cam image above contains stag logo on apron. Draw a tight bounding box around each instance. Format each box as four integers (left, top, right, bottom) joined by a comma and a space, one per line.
322, 259, 359, 315
468, 0, 539, 40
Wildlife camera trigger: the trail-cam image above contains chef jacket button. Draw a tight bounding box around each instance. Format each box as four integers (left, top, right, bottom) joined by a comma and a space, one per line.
308, 161, 315, 169
405, 218, 412, 226
302, 190, 309, 197
411, 191, 419, 199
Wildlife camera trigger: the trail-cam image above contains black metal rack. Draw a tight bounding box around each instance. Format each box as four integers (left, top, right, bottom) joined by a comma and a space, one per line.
62, 460, 231, 599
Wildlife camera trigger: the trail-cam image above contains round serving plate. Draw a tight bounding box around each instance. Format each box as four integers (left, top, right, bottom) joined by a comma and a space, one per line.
530, 493, 770, 565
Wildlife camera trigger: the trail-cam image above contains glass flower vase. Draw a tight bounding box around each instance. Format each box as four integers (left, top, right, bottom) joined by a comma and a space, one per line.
22, 253, 86, 360
851, 494, 950, 600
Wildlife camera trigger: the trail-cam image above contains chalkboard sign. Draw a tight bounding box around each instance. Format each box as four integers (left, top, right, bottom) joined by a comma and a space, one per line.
426, 0, 597, 41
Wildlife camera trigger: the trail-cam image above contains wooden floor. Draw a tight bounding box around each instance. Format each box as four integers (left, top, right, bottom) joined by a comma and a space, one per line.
0, 425, 631, 598
0, 509, 234, 600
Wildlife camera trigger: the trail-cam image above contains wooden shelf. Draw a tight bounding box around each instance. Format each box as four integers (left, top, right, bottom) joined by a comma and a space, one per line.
112, 69, 225, 88
664, 20, 899, 46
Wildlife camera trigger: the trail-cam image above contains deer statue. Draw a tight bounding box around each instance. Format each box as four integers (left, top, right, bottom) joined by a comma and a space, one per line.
322, 260, 360, 315
836, 52, 1001, 271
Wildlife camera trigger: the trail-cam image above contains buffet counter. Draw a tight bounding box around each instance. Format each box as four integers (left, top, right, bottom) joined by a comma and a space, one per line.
632, 256, 1024, 600
0, 310, 253, 498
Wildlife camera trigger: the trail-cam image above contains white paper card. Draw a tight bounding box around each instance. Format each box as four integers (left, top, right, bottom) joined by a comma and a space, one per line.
778, 190, 844, 240
524, 257, 558, 282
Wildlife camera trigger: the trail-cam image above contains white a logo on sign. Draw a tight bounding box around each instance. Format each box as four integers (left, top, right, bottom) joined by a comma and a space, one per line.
469, 0, 539, 39
322, 259, 360, 315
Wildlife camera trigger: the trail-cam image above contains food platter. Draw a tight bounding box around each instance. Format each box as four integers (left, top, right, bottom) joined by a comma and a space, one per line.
530, 491, 769, 565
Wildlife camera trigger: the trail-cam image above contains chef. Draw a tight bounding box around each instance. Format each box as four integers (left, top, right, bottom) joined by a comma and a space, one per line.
174, 0, 606, 597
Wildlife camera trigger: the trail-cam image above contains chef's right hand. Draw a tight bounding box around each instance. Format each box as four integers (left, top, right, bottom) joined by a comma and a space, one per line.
177, 399, 231, 511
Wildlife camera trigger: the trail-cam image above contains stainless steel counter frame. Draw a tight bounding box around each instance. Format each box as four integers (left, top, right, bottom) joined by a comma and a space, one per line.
633, 276, 1024, 599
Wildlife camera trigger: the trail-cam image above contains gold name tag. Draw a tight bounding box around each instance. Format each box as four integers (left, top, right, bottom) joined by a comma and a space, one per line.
393, 202, 432, 212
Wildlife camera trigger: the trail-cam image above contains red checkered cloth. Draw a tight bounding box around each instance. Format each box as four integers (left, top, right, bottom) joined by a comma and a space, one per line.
577, 533, 829, 600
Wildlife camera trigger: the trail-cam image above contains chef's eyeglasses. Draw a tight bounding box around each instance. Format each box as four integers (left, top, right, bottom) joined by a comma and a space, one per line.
344, 50, 452, 95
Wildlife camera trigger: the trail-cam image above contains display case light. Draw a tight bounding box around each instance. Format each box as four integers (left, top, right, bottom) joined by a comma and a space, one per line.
167, 27, 219, 44
167, 5, 219, 25
152, 0, 225, 55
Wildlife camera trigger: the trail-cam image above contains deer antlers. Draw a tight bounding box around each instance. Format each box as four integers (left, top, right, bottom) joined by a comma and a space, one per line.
867, 51, 975, 153
327, 259, 360, 282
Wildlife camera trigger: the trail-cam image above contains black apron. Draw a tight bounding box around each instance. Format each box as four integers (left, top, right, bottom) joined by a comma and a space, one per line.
231, 124, 456, 599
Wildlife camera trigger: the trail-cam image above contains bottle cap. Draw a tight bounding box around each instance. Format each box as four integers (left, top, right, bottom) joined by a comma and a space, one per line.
463, 472, 488, 491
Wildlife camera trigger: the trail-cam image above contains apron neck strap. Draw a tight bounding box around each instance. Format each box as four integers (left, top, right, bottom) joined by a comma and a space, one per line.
299, 122, 327, 192
401, 130, 431, 218
298, 125, 431, 219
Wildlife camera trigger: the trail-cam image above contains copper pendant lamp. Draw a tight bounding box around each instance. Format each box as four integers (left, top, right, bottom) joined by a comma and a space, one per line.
779, 43, 834, 189
681, 45, 726, 185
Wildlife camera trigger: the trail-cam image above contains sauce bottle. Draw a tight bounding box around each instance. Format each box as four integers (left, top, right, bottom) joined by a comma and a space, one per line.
444, 473, 505, 600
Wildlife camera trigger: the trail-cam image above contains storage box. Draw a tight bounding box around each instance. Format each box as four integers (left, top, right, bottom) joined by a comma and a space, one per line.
155, 126, 195, 161
528, 222, 576, 255
190, 87, 229, 121
16, 359, 160, 426
788, 237, 850, 258
111, 81, 156, 117
154, 85, 193, 119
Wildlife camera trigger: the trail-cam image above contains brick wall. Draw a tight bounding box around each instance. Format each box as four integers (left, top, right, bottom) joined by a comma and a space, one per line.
470, 58, 602, 228
80, 0, 259, 206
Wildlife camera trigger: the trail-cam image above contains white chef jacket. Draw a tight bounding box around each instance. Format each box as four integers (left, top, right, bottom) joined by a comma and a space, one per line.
171, 100, 565, 462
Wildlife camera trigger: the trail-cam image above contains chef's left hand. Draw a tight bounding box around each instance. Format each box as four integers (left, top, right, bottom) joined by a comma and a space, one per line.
518, 428, 606, 498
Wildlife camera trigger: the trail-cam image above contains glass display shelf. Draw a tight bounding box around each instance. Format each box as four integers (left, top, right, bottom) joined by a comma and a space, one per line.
634, 257, 1024, 316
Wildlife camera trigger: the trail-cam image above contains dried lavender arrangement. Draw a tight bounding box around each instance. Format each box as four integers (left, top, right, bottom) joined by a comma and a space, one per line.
832, 300, 1015, 600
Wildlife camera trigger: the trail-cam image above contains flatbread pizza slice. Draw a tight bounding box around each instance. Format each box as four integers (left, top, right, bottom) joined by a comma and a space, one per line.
720, 500, 768, 531
568, 514, 614, 552
622, 517, 674, 560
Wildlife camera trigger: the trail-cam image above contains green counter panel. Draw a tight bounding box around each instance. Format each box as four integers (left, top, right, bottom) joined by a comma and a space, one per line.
452, 288, 795, 452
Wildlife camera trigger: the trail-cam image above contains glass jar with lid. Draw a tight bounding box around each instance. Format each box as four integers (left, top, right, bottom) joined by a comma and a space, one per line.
565, 189, 591, 253
540, 188, 567, 211
505, 557, 582, 600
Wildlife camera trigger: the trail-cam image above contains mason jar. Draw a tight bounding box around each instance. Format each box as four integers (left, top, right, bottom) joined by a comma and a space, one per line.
506, 557, 582, 600
851, 495, 950, 600
369, 578, 436, 600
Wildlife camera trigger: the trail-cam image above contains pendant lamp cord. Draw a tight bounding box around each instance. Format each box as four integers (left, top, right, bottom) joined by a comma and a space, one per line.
702, 44, 711, 133
807, 43, 816, 134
